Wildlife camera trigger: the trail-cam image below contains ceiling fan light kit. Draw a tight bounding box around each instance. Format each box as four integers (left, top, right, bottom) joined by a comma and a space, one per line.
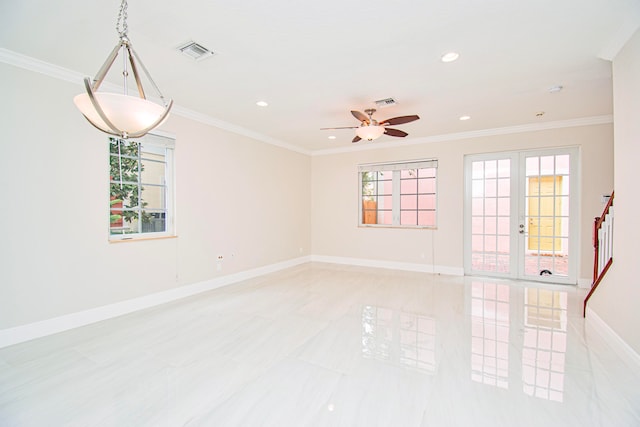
356, 123, 386, 141
74, 0, 173, 139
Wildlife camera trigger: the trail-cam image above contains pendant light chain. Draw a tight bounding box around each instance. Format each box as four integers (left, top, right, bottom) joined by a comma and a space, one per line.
116, 0, 129, 39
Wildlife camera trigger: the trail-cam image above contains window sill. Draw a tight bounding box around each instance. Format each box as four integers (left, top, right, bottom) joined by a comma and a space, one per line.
358, 225, 438, 230
109, 235, 178, 244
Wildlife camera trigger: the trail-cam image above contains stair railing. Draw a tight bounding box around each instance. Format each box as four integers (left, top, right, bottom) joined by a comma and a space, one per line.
583, 192, 614, 317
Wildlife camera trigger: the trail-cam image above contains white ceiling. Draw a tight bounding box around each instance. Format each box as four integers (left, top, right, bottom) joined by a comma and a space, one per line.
1, 0, 639, 152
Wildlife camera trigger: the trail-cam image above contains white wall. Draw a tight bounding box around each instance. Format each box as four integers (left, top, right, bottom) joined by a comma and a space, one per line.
311, 125, 613, 280
0, 62, 311, 330
0, 53, 618, 346
589, 29, 640, 354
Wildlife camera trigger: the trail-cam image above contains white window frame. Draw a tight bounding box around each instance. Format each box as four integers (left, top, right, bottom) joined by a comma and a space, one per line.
358, 159, 438, 229
108, 132, 175, 241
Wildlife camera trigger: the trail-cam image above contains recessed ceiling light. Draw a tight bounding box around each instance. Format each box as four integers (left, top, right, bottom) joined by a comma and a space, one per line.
459, 115, 471, 121
441, 52, 460, 63
328, 135, 336, 140
548, 85, 564, 93
256, 101, 268, 107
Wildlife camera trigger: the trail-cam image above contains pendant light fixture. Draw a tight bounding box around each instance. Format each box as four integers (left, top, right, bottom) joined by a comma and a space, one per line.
74, 0, 172, 139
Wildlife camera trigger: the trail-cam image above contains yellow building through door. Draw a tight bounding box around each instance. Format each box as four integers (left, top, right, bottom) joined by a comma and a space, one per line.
528, 176, 562, 252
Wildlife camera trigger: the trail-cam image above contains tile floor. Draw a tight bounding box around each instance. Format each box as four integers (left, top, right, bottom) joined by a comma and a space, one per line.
0, 263, 639, 426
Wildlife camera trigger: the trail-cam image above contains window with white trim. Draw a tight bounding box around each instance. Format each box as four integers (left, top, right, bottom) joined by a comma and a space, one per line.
359, 159, 437, 228
109, 133, 175, 240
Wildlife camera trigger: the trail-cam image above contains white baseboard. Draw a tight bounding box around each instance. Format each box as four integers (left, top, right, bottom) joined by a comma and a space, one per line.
310, 255, 465, 276
585, 307, 640, 376
0, 256, 311, 349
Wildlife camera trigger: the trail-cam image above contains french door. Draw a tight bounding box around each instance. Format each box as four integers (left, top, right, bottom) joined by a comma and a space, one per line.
464, 148, 579, 284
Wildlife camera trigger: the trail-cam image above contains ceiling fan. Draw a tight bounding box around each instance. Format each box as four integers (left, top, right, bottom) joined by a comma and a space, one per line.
321, 108, 420, 143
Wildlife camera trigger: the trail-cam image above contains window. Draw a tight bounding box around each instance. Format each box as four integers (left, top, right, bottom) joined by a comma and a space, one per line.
359, 159, 437, 228
109, 133, 175, 240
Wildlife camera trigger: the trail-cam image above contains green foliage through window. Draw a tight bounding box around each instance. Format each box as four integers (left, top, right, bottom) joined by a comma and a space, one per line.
109, 137, 150, 229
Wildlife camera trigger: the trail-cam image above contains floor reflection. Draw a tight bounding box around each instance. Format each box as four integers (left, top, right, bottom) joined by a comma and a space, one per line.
522, 288, 568, 402
362, 306, 436, 374
470, 281, 511, 388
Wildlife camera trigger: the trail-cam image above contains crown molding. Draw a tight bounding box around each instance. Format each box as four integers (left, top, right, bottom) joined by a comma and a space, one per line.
0, 48, 310, 156
597, 10, 640, 61
311, 115, 614, 156
0, 48, 613, 158
169, 105, 311, 155
0, 48, 83, 84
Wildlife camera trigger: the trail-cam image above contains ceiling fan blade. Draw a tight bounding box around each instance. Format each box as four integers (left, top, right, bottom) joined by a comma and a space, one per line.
320, 126, 359, 130
384, 128, 408, 137
379, 115, 420, 126
351, 110, 370, 124
352, 135, 362, 143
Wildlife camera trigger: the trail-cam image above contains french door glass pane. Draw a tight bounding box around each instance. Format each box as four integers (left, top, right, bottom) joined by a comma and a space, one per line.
471, 159, 511, 274
524, 155, 570, 277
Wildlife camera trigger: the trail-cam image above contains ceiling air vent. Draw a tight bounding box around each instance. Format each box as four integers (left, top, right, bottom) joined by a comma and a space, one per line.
375, 97, 397, 108
177, 41, 215, 61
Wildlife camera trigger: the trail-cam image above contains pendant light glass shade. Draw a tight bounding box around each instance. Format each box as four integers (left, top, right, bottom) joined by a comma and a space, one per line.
356, 124, 385, 141
75, 0, 172, 139
74, 92, 168, 137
